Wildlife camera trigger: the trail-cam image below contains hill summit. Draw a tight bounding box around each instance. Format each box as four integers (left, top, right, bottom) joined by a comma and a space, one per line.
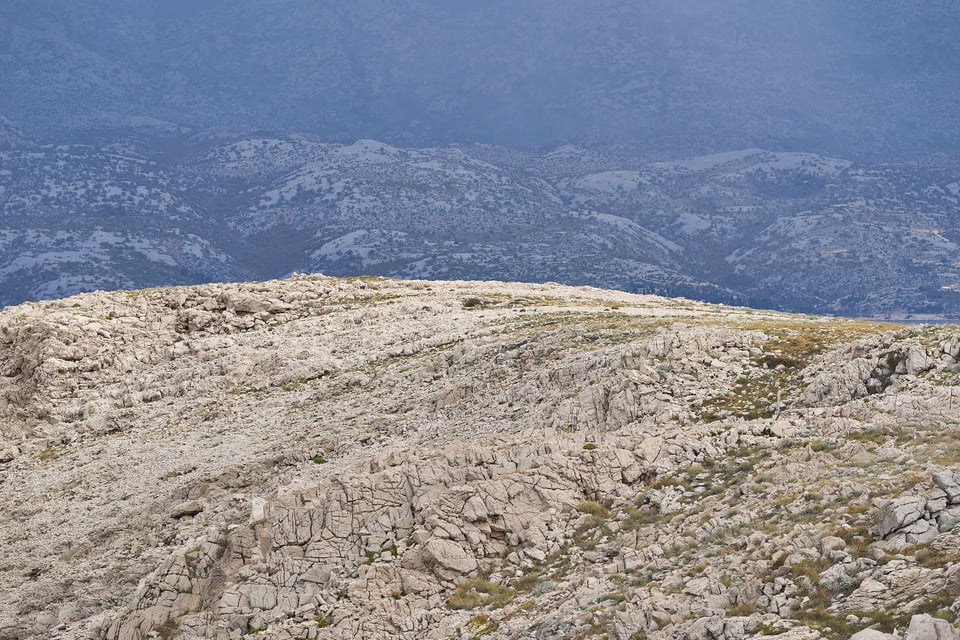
1, 275, 959, 640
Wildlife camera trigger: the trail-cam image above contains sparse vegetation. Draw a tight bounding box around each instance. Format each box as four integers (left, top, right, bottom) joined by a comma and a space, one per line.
756, 622, 787, 635
156, 618, 180, 640
577, 501, 609, 517
448, 578, 516, 610
466, 613, 498, 637
8, 277, 960, 640
697, 319, 899, 421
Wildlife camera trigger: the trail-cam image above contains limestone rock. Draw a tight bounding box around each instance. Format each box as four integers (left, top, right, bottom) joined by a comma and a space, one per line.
933, 470, 960, 504
170, 500, 204, 519
820, 535, 846, 555
904, 614, 960, 640
850, 630, 897, 640
800, 357, 875, 407
1, 276, 959, 640
421, 539, 479, 580
876, 496, 926, 537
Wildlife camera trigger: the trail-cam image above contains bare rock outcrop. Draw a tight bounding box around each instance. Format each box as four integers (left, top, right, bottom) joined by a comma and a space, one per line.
905, 614, 960, 640
1, 276, 959, 640
873, 469, 960, 549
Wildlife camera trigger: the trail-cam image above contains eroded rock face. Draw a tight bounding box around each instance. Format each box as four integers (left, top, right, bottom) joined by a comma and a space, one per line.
934, 471, 960, 504
871, 469, 960, 551
850, 630, 896, 640
905, 614, 960, 640
876, 496, 927, 538
104, 433, 697, 639
1, 276, 960, 640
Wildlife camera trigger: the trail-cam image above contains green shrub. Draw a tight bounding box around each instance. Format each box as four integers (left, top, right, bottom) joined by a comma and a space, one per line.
756, 622, 786, 636
577, 501, 609, 517
810, 439, 831, 452
448, 578, 515, 610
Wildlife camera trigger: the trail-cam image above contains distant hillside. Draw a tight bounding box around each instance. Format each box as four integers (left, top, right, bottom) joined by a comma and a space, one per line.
2, 135, 959, 319
0, 115, 25, 149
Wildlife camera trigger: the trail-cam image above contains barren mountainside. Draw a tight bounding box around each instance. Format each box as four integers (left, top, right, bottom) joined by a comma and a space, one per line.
1, 276, 960, 640
3, 135, 959, 318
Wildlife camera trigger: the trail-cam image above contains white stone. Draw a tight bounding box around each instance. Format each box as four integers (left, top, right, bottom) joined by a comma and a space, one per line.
850, 629, 897, 640
876, 496, 926, 537
905, 614, 960, 640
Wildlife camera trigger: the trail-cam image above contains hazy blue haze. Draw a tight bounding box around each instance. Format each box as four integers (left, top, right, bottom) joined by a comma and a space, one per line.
2, 1, 960, 317
1, 0, 958, 157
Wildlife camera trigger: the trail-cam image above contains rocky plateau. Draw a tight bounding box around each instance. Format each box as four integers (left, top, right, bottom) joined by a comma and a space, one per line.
1, 275, 960, 640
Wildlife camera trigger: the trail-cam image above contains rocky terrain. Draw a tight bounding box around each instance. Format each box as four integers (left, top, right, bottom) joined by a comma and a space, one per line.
1, 275, 960, 640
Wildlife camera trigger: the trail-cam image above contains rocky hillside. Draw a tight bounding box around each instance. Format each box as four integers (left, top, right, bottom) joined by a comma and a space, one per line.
1, 276, 960, 640
4, 135, 960, 318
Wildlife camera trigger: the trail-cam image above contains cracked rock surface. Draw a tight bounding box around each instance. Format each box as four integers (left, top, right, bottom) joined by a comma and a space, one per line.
1, 275, 959, 640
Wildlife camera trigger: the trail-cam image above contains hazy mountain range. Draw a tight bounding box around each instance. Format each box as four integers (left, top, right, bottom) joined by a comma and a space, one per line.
1, 0, 958, 316
2, 0, 959, 156
2, 130, 959, 318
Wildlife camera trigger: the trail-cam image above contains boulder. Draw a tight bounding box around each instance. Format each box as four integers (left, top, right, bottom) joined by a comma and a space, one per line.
800, 358, 874, 406
876, 496, 926, 537
421, 538, 478, 580
850, 630, 897, 640
902, 518, 938, 545
936, 506, 960, 531
926, 488, 949, 515
170, 500, 204, 519
820, 535, 846, 555
221, 293, 268, 315
905, 346, 934, 375
904, 614, 959, 640
0, 446, 17, 463
933, 470, 960, 504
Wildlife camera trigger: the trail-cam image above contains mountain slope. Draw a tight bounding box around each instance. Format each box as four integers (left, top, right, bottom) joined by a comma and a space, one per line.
1, 1, 958, 156
213, 141, 960, 317
0, 141, 247, 303
0, 115, 26, 149
1, 276, 959, 639
3, 136, 960, 317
